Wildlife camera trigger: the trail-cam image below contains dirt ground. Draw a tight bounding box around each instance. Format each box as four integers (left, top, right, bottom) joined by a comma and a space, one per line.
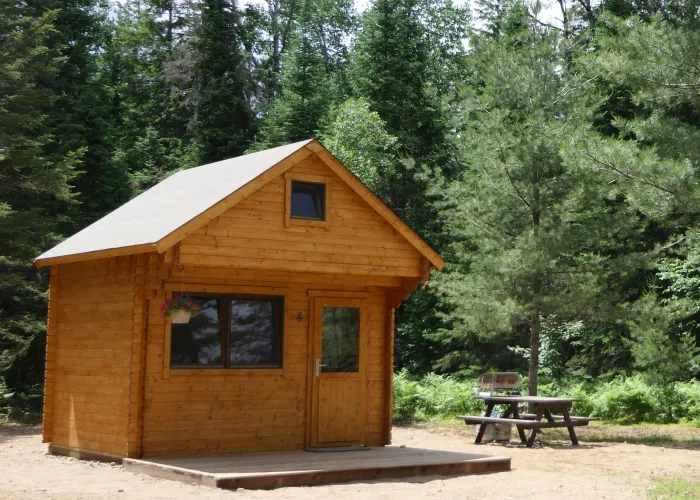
1, 423, 698, 500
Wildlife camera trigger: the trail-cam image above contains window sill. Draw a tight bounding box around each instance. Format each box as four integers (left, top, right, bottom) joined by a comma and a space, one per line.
168, 368, 284, 377
290, 218, 328, 228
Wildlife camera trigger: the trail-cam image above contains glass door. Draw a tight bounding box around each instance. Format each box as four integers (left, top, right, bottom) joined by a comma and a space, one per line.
310, 297, 367, 447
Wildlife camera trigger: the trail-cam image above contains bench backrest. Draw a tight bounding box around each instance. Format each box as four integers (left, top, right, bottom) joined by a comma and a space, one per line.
478, 372, 520, 392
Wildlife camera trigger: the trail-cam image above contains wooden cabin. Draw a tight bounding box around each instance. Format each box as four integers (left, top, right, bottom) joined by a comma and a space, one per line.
35, 139, 444, 460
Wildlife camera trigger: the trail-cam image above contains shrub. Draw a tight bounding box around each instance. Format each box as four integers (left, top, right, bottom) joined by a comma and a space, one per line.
393, 372, 700, 425
393, 370, 482, 421
0, 377, 12, 422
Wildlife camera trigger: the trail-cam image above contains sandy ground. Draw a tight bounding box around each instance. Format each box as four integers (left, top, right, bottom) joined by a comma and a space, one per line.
1, 424, 698, 500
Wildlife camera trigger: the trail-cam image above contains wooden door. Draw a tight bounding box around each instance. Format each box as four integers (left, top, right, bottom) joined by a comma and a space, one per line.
310, 297, 368, 447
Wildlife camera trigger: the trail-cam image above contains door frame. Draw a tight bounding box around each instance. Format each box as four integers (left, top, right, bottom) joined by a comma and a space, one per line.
305, 293, 369, 447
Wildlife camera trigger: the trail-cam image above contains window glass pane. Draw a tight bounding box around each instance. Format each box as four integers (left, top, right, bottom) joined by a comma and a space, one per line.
291, 181, 325, 220
321, 307, 359, 372
229, 299, 279, 366
171, 297, 222, 365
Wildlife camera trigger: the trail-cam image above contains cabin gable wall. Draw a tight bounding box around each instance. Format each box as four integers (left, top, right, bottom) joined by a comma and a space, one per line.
178, 153, 424, 278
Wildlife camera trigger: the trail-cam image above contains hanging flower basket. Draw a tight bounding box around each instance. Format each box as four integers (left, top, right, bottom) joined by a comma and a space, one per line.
161, 295, 201, 324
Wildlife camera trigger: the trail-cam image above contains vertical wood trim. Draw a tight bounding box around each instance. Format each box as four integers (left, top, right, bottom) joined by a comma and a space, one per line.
308, 297, 322, 447
42, 266, 59, 443
360, 298, 369, 446
325, 180, 333, 231
384, 302, 396, 445
127, 254, 147, 457
284, 177, 292, 227
163, 304, 171, 380
305, 296, 317, 447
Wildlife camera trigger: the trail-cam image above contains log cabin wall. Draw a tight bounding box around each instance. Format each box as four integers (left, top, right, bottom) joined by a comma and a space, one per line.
47, 257, 138, 457
141, 273, 390, 456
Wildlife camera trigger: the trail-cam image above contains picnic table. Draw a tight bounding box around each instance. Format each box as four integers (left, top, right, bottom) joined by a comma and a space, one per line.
459, 395, 597, 448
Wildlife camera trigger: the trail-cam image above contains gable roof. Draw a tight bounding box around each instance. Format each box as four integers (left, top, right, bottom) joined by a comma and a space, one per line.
35, 139, 445, 270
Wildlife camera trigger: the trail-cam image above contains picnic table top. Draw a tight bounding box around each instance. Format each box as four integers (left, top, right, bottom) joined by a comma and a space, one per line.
476, 395, 578, 405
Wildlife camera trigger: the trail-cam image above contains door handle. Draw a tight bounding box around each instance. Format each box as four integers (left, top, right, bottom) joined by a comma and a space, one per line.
315, 358, 326, 376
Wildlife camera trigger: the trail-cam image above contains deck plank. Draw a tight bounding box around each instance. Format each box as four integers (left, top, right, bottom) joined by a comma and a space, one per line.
123, 446, 511, 489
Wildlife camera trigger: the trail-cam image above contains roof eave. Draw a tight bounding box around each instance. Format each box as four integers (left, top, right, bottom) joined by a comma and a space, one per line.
34, 243, 158, 268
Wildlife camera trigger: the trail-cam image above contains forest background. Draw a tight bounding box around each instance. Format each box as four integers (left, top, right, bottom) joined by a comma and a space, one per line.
1, 0, 699, 422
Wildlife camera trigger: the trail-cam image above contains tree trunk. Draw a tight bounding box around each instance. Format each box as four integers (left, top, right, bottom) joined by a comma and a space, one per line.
529, 160, 541, 413
167, 1, 173, 47
528, 307, 540, 413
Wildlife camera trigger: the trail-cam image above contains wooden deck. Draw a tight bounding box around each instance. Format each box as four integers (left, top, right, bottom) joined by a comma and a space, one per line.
123, 446, 511, 490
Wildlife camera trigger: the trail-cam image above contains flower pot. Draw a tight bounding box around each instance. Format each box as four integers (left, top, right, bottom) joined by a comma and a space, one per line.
169, 309, 192, 324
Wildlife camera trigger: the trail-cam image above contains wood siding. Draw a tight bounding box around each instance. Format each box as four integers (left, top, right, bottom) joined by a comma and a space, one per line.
140, 268, 390, 456
49, 257, 137, 456
178, 153, 424, 278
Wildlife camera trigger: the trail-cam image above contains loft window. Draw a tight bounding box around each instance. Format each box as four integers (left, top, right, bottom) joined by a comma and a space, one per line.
291, 181, 325, 221
170, 294, 284, 369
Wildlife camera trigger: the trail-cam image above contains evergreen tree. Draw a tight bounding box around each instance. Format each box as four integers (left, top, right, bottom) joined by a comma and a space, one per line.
0, 2, 79, 414
109, 0, 195, 192
254, 33, 331, 147
29, 0, 131, 227
348, 0, 468, 376
584, 14, 700, 381
190, 0, 256, 163
252, 0, 355, 149
350, 0, 444, 159
434, 4, 633, 394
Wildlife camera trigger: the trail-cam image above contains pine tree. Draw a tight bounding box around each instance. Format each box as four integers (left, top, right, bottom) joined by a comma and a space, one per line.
0, 1, 79, 415
348, 0, 467, 376
190, 0, 256, 163
350, 0, 444, 159
109, 0, 195, 192
27, 0, 131, 227
252, 0, 355, 149
254, 33, 331, 148
434, 5, 634, 394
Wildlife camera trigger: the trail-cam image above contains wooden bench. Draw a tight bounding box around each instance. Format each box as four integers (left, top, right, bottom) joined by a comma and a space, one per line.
458, 416, 594, 429
519, 414, 599, 422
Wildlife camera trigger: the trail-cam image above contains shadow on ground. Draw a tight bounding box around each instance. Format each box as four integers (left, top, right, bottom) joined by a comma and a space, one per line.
0, 423, 42, 445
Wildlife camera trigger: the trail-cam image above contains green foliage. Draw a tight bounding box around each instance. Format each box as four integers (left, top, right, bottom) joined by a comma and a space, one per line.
393, 370, 483, 421
320, 98, 397, 193
0, 378, 11, 421
0, 0, 79, 415
395, 373, 700, 425
189, 0, 256, 163
254, 33, 332, 148
542, 376, 700, 424
108, 0, 195, 193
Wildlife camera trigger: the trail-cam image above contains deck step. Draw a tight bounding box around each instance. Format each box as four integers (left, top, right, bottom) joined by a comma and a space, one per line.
123, 446, 511, 490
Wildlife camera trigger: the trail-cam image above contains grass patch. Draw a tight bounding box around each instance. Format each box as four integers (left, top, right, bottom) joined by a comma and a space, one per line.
648, 477, 700, 499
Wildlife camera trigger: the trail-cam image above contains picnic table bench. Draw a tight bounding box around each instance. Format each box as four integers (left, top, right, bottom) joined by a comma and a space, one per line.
459, 395, 598, 448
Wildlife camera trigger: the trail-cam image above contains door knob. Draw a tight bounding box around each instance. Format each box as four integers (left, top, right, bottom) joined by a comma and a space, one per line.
315, 358, 326, 376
